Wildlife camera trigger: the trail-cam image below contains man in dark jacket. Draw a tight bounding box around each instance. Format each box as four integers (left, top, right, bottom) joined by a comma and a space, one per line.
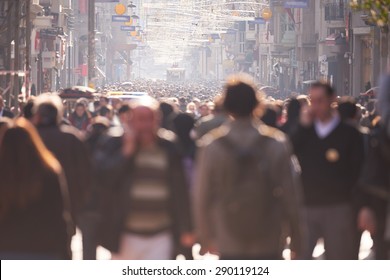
32, 95, 92, 257
96, 96, 193, 260
291, 82, 365, 260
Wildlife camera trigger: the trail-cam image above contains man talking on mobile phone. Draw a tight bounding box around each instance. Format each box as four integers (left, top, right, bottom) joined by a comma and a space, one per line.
290, 82, 364, 260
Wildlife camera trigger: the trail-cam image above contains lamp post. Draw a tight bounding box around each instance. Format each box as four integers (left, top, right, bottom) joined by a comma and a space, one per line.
257, 7, 272, 84
26, 0, 31, 98
88, 0, 95, 88
262, 7, 272, 21
127, 2, 137, 81
13, 0, 20, 109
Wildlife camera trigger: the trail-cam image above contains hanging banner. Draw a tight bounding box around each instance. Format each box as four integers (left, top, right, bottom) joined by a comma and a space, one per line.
284, 0, 309, 8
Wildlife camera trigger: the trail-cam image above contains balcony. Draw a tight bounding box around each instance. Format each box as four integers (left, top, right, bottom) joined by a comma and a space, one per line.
324, 3, 345, 21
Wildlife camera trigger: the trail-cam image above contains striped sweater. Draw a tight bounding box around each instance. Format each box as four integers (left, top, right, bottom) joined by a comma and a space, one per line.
124, 146, 172, 235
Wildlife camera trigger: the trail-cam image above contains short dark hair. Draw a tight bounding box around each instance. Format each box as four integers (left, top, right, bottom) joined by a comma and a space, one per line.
36, 103, 59, 126
223, 75, 259, 117
23, 99, 35, 120
93, 100, 100, 108
75, 102, 85, 109
99, 106, 112, 117
337, 96, 357, 120
310, 81, 336, 98
118, 104, 130, 115
261, 106, 278, 128
286, 98, 301, 120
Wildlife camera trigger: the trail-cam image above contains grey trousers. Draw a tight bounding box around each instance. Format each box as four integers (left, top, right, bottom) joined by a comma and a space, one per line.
303, 203, 357, 260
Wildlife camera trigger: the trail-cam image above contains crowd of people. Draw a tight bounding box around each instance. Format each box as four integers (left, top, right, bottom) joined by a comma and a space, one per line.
100, 79, 222, 106
0, 74, 389, 260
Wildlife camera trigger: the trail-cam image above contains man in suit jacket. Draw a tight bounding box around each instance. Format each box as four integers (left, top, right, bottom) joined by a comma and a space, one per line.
0, 96, 14, 118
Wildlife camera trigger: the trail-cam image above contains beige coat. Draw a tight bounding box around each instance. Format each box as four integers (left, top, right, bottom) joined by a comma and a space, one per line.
194, 118, 305, 258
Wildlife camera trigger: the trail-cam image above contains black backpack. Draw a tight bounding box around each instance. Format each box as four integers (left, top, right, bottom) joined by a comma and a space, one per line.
218, 135, 282, 243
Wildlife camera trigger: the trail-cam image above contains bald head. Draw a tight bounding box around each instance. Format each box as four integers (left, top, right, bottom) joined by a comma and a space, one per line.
128, 97, 161, 146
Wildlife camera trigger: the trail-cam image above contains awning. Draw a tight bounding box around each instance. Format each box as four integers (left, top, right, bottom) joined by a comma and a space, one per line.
325, 33, 346, 46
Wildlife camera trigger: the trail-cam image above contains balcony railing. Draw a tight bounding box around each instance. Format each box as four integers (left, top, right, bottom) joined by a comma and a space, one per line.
324, 2, 345, 21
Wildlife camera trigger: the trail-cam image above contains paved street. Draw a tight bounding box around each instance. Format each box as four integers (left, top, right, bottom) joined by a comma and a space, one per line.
71, 230, 374, 260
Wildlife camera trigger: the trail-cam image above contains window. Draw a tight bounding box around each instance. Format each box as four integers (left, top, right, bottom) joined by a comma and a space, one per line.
324, 0, 345, 21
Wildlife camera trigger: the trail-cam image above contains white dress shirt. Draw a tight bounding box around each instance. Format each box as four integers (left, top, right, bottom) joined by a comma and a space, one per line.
314, 115, 340, 139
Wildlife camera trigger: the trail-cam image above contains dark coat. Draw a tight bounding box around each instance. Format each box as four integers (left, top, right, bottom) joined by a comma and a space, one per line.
1, 109, 14, 119
95, 129, 192, 255
38, 125, 91, 225
290, 121, 364, 206
358, 124, 390, 259
0, 170, 72, 259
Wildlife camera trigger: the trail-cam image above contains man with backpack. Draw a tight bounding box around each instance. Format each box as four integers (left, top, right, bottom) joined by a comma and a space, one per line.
194, 74, 305, 260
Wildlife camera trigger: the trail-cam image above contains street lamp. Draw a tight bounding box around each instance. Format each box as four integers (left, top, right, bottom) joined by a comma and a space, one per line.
256, 7, 272, 84
114, 3, 127, 15
128, 2, 136, 9
261, 7, 273, 21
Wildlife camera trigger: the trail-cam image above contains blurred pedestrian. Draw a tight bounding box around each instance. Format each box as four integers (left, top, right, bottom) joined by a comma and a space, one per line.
280, 98, 301, 137
194, 97, 228, 140
195, 74, 305, 260
0, 117, 11, 146
0, 95, 14, 118
360, 100, 378, 129
0, 118, 72, 260
357, 75, 390, 259
97, 96, 194, 260
159, 102, 176, 131
32, 95, 92, 258
99, 105, 114, 123
69, 102, 91, 132
197, 103, 211, 120
261, 104, 278, 128
118, 103, 131, 126
291, 82, 364, 260
186, 102, 197, 118
172, 113, 196, 188
22, 98, 36, 121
